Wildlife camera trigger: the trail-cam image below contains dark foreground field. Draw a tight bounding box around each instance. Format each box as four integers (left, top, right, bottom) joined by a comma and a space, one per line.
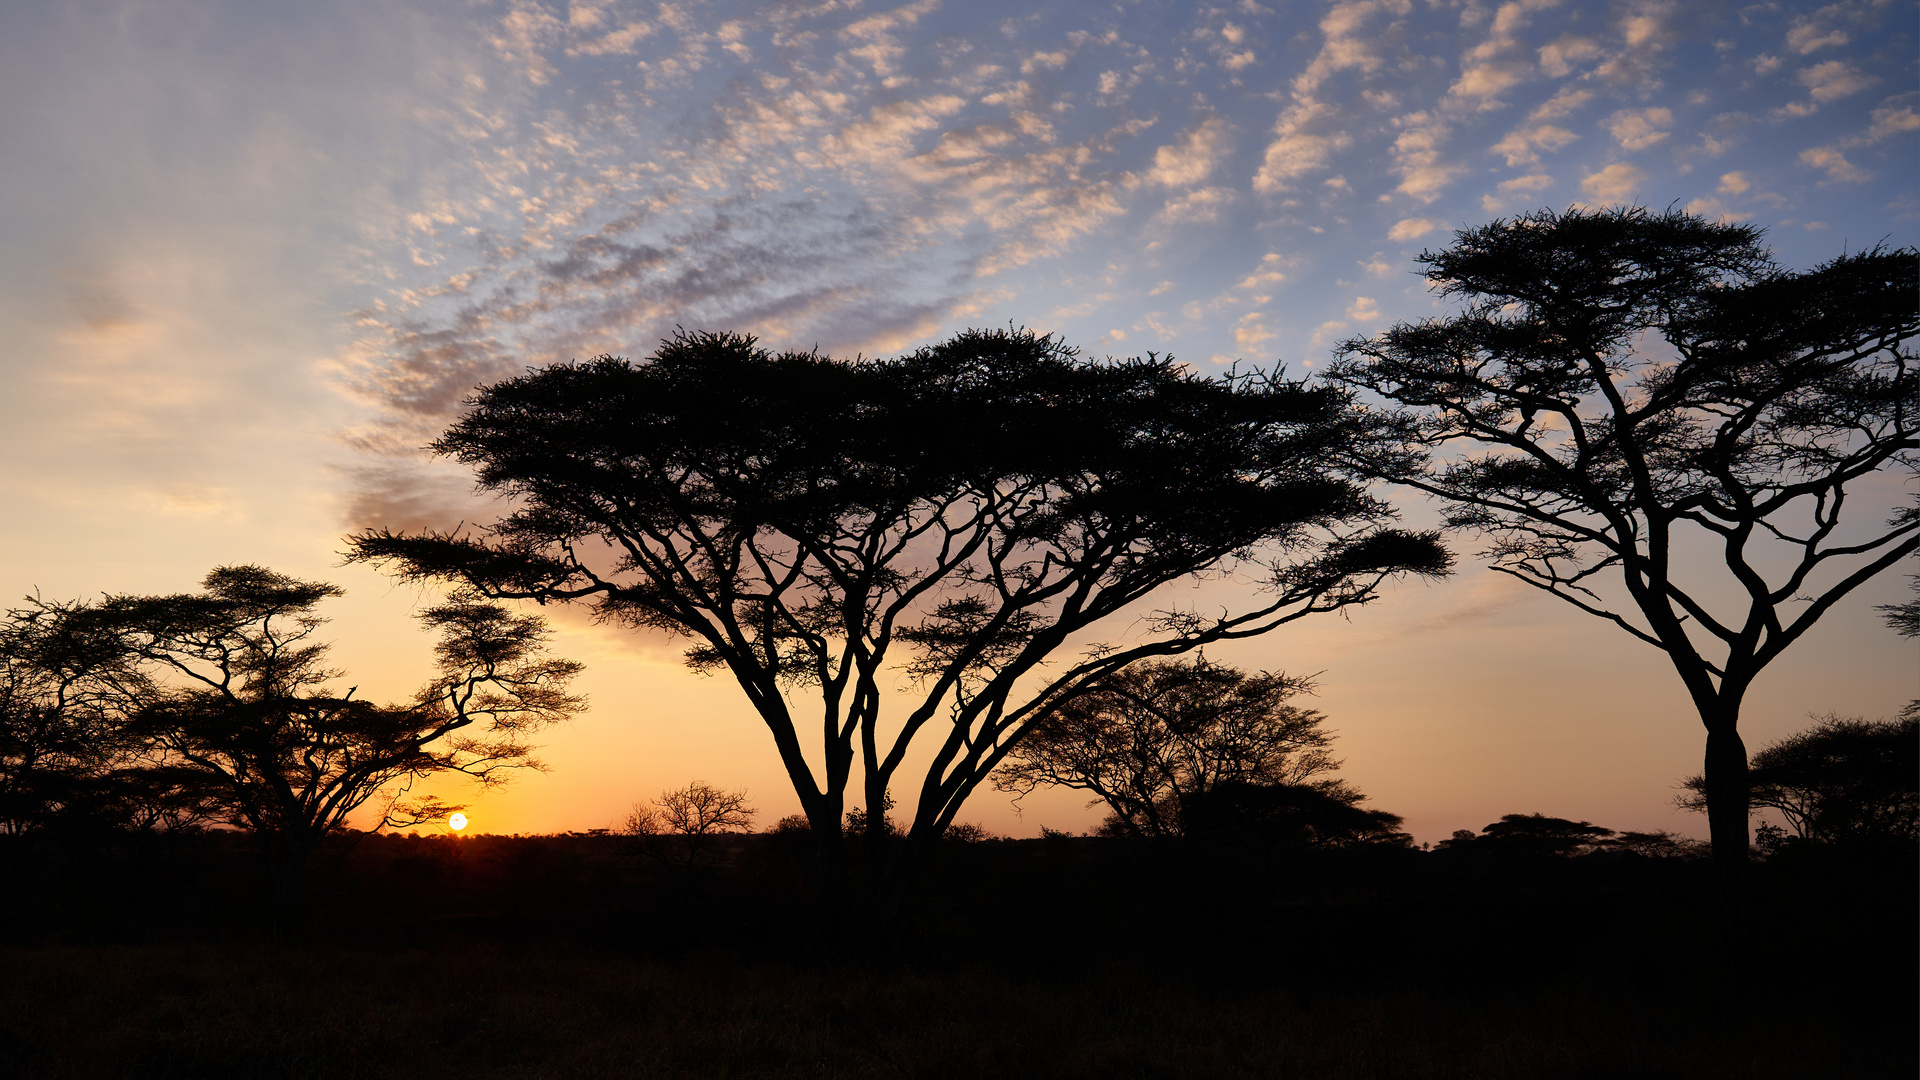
2, 832, 1912, 1079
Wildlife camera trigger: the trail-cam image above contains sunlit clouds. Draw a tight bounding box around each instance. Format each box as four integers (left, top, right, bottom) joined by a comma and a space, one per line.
317, 0, 1918, 533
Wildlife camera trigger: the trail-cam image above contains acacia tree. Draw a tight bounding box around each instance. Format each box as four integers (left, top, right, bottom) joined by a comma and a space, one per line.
0, 598, 155, 835
993, 657, 1364, 838
45, 567, 582, 902
1324, 207, 1918, 890
622, 780, 758, 870
348, 327, 1449, 927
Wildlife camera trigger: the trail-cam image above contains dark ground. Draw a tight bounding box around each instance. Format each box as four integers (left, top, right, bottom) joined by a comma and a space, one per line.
1, 831, 1912, 1079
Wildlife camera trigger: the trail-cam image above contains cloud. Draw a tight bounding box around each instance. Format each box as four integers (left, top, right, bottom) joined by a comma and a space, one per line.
1591, 0, 1679, 87
1392, 112, 1463, 202
1253, 102, 1351, 193
1146, 117, 1231, 188
1346, 296, 1381, 321
491, 2, 565, 85
1452, 62, 1527, 102
1159, 186, 1237, 223
1291, 0, 1408, 99
1799, 60, 1874, 104
1308, 319, 1350, 349
1537, 34, 1601, 79
1256, 0, 1410, 193
1235, 253, 1288, 290
1388, 217, 1438, 242
1481, 172, 1554, 211
1020, 50, 1070, 74
1528, 87, 1594, 122
1580, 162, 1646, 203
1233, 311, 1278, 350
1605, 107, 1672, 151
1786, 9, 1850, 54
1799, 146, 1866, 184
1491, 123, 1578, 166
1866, 102, 1920, 141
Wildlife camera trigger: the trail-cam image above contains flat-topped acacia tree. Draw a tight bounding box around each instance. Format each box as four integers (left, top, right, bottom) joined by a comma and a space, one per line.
348, 327, 1449, 925
1324, 207, 1918, 896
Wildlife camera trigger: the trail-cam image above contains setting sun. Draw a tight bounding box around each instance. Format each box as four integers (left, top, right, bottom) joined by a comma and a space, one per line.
447, 812, 468, 832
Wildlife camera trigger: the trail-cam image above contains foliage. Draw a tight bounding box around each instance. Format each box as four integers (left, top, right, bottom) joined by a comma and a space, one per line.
1436, 813, 1617, 858
1678, 714, 1918, 846
3, 567, 581, 897
1, 596, 215, 836
1177, 781, 1411, 848
622, 780, 757, 869
1325, 206, 1920, 872
995, 656, 1379, 840
346, 327, 1449, 912
1880, 573, 1920, 638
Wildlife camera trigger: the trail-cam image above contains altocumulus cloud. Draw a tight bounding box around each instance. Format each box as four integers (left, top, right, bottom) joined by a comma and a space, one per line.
325, 0, 1920, 529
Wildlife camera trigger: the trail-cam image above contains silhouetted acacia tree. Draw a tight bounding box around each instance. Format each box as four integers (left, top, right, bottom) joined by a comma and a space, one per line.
0, 597, 209, 836
1325, 207, 1918, 889
347, 327, 1450, 928
1678, 714, 1918, 846
34, 567, 582, 903
1178, 781, 1410, 848
623, 780, 757, 870
1435, 813, 1616, 858
994, 657, 1381, 839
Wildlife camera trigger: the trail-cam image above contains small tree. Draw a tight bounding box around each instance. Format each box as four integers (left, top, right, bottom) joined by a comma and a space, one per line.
1678, 714, 1918, 847
348, 327, 1450, 930
623, 780, 757, 870
1435, 813, 1616, 858
24, 567, 582, 903
1325, 207, 1918, 893
995, 657, 1355, 838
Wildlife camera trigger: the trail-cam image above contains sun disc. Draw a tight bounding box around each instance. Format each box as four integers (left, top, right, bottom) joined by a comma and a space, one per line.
448, 812, 468, 831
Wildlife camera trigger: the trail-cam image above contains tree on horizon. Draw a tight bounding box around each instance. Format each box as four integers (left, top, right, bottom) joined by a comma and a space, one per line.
347, 326, 1451, 939
1324, 206, 1918, 906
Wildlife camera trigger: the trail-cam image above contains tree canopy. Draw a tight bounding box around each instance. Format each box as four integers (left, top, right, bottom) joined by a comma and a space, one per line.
1324, 206, 1918, 878
994, 656, 1398, 843
348, 326, 1448, 915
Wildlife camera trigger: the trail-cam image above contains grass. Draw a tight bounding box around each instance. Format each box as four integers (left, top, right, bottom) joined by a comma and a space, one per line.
1, 834, 1911, 1079
1, 938, 1908, 1079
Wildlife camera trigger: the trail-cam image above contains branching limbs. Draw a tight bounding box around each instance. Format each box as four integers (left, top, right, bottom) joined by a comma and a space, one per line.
345, 327, 1453, 913
1328, 208, 1919, 711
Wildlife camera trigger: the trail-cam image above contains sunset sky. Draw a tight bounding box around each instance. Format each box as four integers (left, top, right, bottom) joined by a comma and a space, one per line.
2, 0, 1915, 842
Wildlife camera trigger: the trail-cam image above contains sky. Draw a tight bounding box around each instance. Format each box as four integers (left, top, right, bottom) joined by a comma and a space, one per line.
2, 0, 1915, 842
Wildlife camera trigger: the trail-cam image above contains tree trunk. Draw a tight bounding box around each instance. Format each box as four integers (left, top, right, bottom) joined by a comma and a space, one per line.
808, 816, 851, 959
264, 833, 318, 933
1701, 721, 1751, 966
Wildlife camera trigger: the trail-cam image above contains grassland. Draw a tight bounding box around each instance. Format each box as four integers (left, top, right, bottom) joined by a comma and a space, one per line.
1, 832, 1911, 1079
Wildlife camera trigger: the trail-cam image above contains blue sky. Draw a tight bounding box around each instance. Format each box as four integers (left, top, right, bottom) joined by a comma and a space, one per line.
2, 0, 1914, 837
